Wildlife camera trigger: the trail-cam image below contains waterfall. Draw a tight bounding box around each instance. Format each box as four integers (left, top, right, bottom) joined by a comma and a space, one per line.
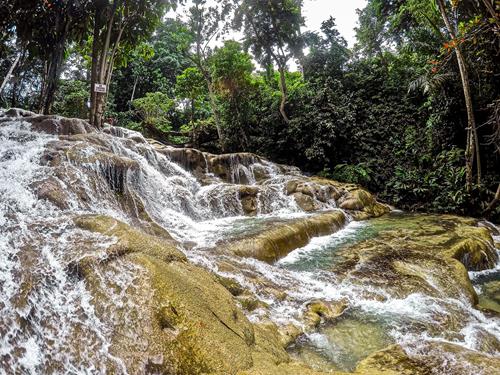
1, 111, 499, 374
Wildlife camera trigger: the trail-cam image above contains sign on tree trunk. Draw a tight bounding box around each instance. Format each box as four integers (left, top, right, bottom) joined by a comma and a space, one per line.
94, 83, 107, 93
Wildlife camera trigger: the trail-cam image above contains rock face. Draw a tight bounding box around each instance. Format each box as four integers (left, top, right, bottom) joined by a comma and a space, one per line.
0, 109, 95, 135
73, 215, 331, 375
150, 140, 391, 218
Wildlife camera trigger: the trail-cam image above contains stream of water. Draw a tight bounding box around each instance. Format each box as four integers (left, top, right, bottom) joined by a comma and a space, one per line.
1, 115, 499, 374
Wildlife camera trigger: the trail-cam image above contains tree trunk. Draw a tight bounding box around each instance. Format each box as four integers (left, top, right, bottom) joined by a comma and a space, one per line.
277, 65, 290, 123
91, 1, 119, 129
207, 81, 223, 142
436, 0, 481, 191
90, 7, 101, 126
41, 40, 66, 114
129, 75, 139, 109
0, 54, 20, 94
482, 183, 500, 217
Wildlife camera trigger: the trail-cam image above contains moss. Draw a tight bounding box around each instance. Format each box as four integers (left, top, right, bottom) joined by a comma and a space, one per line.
354, 345, 433, 375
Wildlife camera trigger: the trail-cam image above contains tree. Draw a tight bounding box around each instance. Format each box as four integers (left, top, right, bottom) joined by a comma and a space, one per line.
89, 0, 178, 128
233, 0, 304, 123
182, 0, 232, 143
111, 19, 191, 113
175, 66, 206, 127
436, 0, 481, 191
133, 91, 174, 133
303, 17, 349, 81
3, 0, 92, 114
209, 40, 254, 148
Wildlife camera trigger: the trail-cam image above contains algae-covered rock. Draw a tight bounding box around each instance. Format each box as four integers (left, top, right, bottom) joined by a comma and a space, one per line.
31, 177, 70, 209
477, 280, 500, 314
304, 299, 349, 329
72, 215, 185, 277
75, 215, 316, 374
222, 211, 346, 263
293, 192, 321, 212
354, 345, 432, 375
328, 213, 498, 306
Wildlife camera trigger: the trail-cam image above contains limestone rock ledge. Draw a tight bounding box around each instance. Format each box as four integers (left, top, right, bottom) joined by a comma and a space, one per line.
75, 215, 465, 375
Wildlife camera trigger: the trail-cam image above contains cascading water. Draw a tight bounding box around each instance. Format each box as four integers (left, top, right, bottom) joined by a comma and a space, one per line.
1, 110, 499, 374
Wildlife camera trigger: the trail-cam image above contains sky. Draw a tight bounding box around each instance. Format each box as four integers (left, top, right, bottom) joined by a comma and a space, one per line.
302, 0, 367, 46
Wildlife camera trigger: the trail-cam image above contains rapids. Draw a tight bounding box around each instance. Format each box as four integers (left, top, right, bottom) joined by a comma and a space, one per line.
0, 110, 499, 374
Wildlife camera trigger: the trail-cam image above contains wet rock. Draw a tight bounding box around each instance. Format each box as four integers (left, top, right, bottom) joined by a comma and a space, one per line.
477, 280, 500, 314
293, 192, 321, 212
25, 114, 95, 135
31, 177, 70, 209
76, 217, 320, 375
278, 324, 303, 349
330, 214, 498, 307
304, 299, 349, 328
239, 185, 260, 215
208, 152, 262, 183
72, 215, 185, 278
5, 108, 37, 118
237, 295, 268, 312
445, 226, 498, 270
355, 345, 432, 375
222, 211, 347, 263
158, 147, 209, 180
215, 275, 245, 296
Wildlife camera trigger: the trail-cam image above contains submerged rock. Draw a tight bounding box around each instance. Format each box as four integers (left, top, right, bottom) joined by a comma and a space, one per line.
331, 213, 498, 304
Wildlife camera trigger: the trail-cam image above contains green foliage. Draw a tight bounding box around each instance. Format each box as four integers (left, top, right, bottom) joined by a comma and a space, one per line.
327, 163, 374, 187
385, 148, 469, 213
210, 41, 254, 96
176, 67, 206, 100
52, 80, 89, 119
133, 92, 174, 132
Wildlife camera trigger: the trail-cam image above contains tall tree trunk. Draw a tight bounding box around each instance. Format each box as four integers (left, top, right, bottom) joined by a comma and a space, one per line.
39, 11, 70, 115
90, 7, 101, 126
91, 1, 119, 128
198, 63, 223, 147
41, 39, 66, 114
129, 75, 139, 109
277, 65, 290, 124
436, 0, 481, 191
207, 80, 223, 142
0, 53, 20, 94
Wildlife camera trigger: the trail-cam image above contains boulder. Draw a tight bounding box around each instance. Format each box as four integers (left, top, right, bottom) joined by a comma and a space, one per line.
330, 214, 498, 306
304, 299, 349, 329
293, 192, 321, 212
26, 114, 95, 135
31, 177, 70, 209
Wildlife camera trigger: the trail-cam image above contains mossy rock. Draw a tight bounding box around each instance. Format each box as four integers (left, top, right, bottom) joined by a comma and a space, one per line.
222, 211, 346, 263
354, 345, 432, 375
72, 215, 185, 278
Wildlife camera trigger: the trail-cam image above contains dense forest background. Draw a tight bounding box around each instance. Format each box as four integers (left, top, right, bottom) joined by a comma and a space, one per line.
1, 0, 499, 219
